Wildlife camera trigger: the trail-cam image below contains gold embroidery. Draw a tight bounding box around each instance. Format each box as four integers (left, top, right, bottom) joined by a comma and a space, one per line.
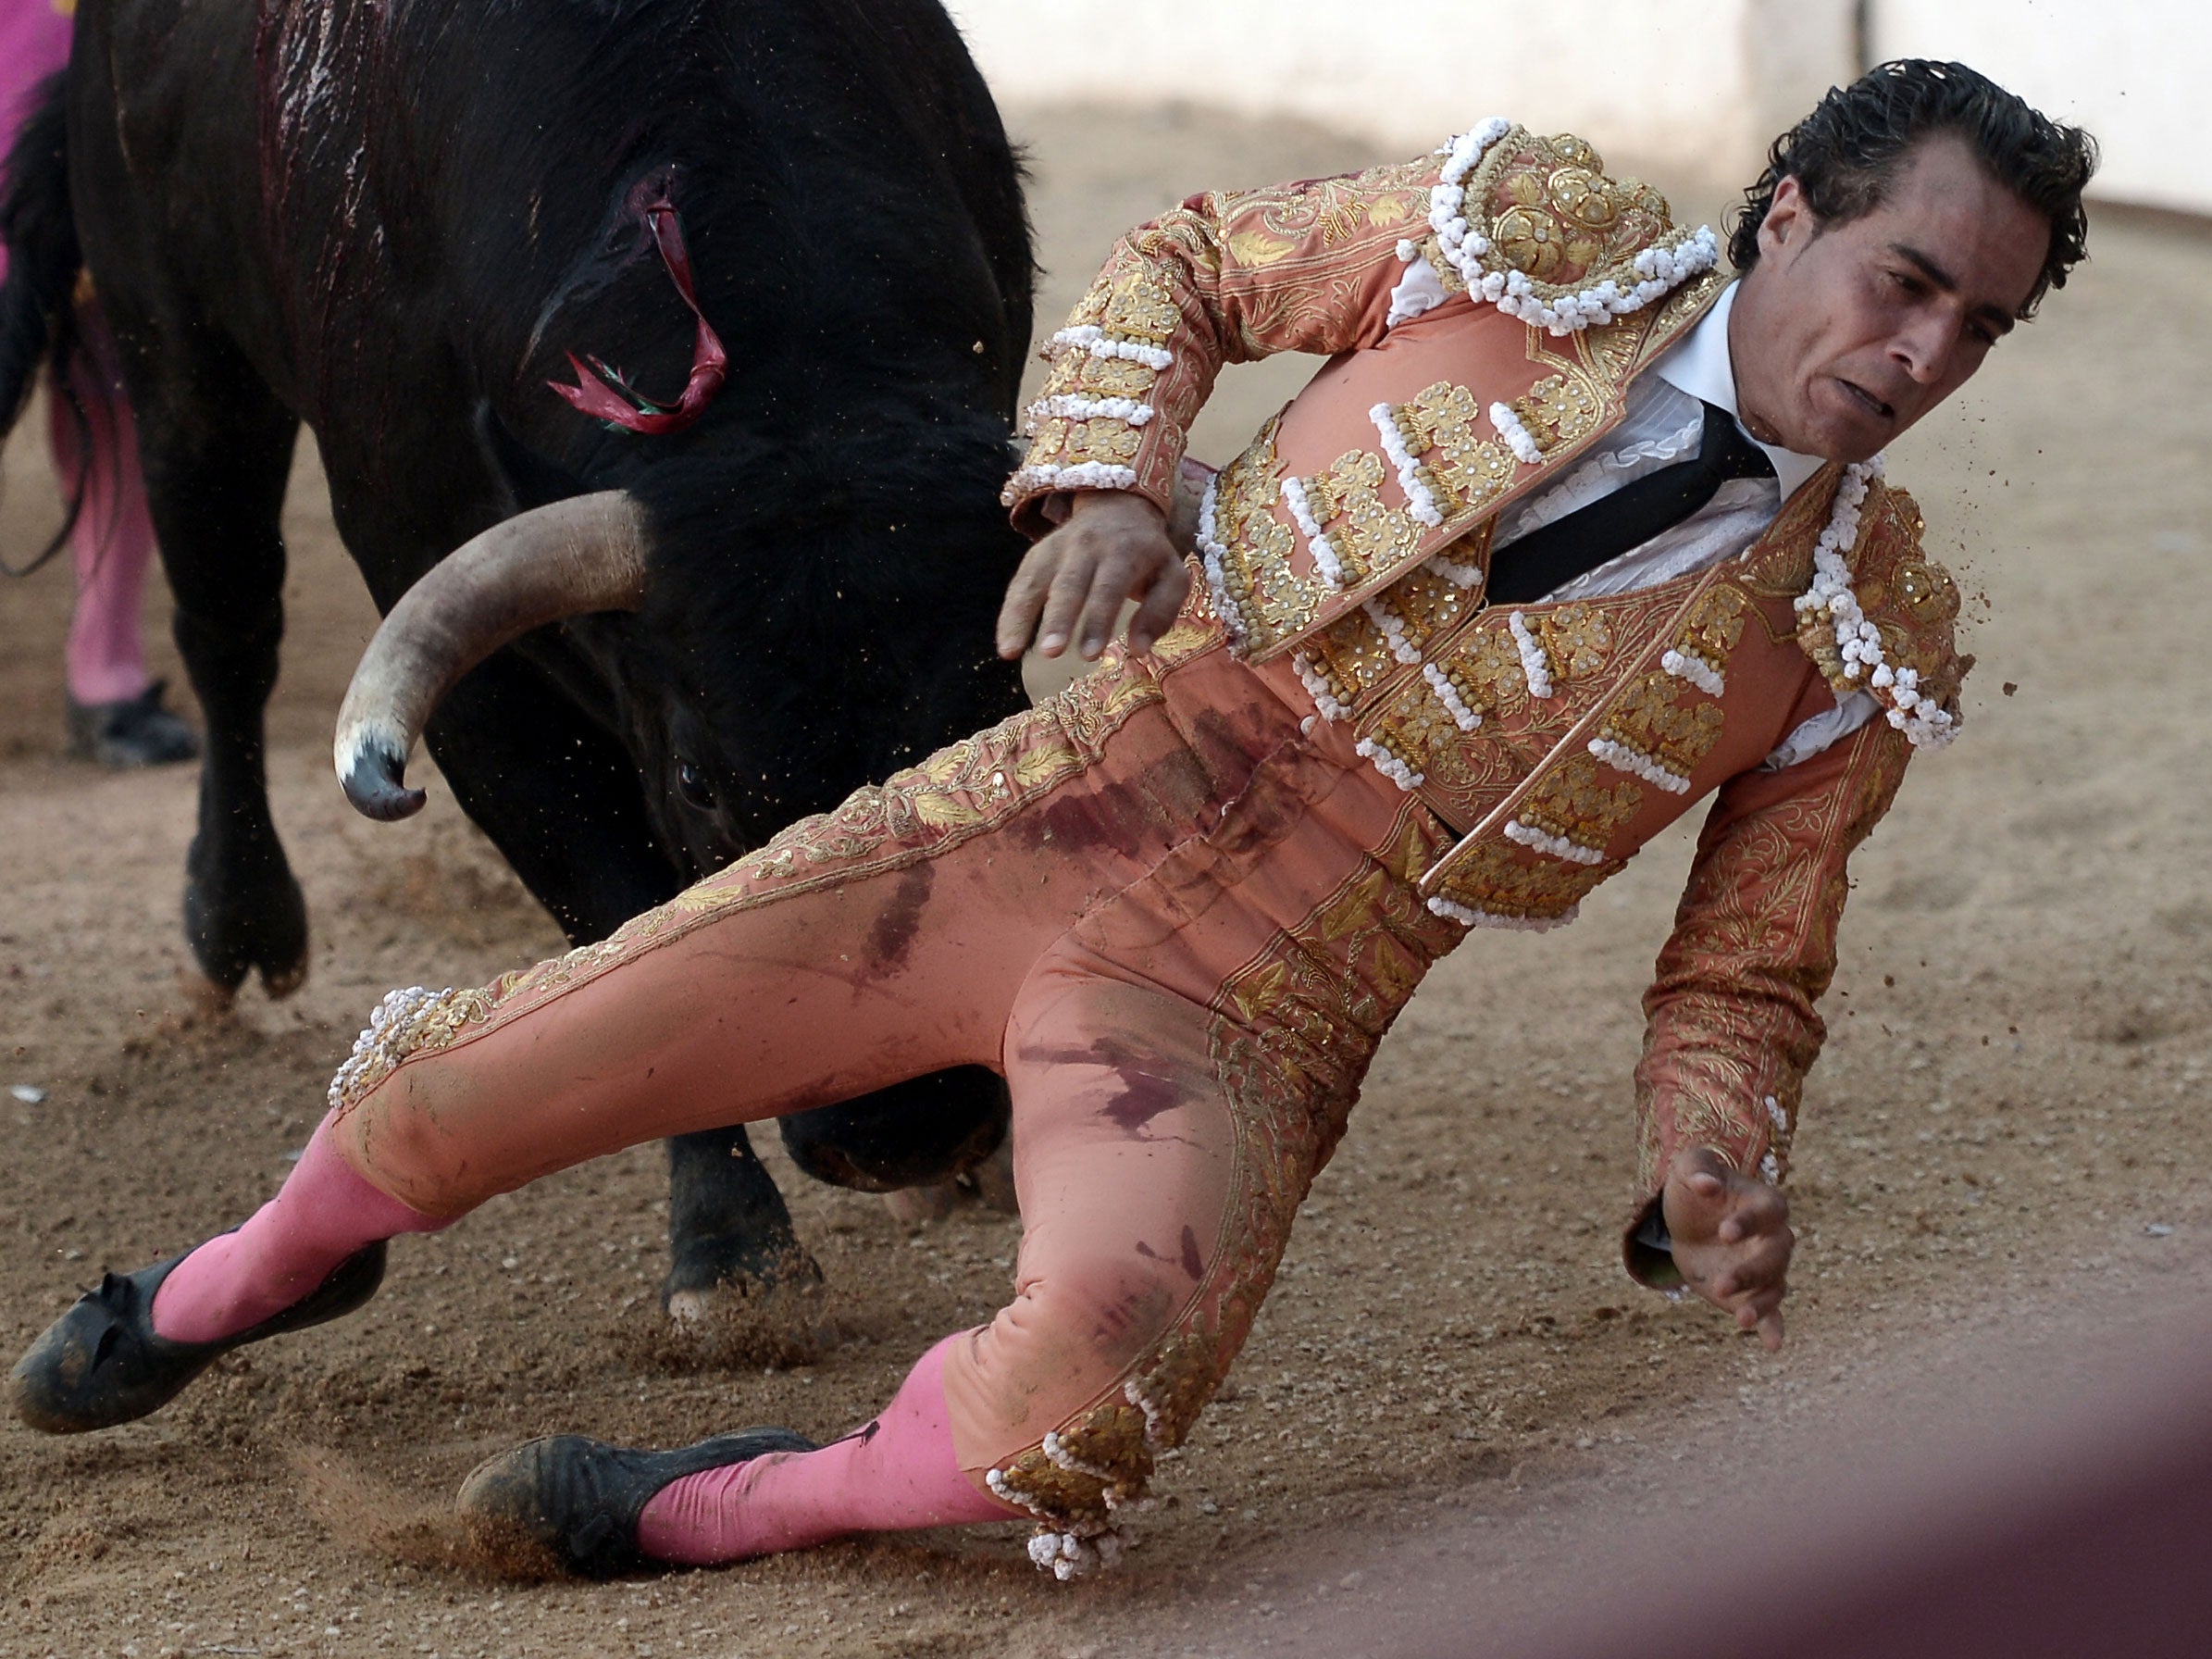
1426, 838, 1621, 924
1393, 381, 1518, 519
1224, 230, 1298, 268
1029, 416, 1142, 467
1672, 582, 1749, 677
1596, 671, 1727, 776
1100, 266, 1182, 344
1207, 420, 1323, 643
1535, 603, 1613, 682
1513, 752, 1642, 857
1443, 130, 1678, 302
1050, 354, 1161, 399
1306, 605, 1404, 709
1509, 371, 1606, 455
1301, 448, 1422, 587
1436, 622, 1535, 717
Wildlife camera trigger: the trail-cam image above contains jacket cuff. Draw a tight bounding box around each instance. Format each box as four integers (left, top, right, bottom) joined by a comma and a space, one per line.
1621, 1191, 1684, 1291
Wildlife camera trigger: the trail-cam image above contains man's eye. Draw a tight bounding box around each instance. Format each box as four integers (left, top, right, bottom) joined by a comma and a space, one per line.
676, 759, 715, 810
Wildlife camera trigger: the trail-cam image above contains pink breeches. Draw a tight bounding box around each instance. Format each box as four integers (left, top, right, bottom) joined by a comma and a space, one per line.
327, 610, 1464, 1538
50, 307, 158, 706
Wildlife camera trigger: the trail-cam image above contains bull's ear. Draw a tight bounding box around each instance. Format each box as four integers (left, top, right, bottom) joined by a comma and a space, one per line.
473, 399, 591, 516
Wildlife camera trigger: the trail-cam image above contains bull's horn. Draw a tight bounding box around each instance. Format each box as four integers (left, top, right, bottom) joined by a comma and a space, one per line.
333, 491, 650, 820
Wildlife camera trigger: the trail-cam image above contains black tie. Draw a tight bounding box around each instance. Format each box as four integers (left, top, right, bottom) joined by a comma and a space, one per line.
1482, 399, 1776, 605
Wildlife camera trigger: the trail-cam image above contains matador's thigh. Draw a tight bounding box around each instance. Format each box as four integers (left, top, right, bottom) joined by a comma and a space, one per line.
957, 734, 1464, 1564
320, 622, 1280, 1215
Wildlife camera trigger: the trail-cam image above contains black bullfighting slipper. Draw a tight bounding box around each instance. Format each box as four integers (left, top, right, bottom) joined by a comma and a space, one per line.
7, 1241, 387, 1434
457, 1427, 819, 1578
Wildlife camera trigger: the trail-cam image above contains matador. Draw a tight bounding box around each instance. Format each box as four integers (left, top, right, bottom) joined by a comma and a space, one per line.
13, 61, 2095, 1580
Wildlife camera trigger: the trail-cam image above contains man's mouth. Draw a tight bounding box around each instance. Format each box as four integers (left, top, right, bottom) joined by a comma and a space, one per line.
1837, 378, 1895, 422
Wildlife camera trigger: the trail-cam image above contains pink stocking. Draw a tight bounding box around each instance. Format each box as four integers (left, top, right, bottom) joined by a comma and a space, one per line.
151, 1117, 450, 1344
51, 318, 158, 707
637, 1333, 1019, 1564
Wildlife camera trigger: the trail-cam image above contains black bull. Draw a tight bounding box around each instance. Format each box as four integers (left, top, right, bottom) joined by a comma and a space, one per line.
0, 0, 1040, 1305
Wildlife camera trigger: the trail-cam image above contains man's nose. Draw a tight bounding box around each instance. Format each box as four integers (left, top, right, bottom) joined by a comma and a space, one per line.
1890, 315, 1957, 385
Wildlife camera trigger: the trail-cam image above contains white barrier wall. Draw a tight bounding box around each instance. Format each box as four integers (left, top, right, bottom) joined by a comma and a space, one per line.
947, 0, 2192, 211
1870, 0, 2206, 216
943, 0, 1855, 184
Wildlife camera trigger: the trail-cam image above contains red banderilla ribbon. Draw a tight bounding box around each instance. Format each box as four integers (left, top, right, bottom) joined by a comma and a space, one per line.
550, 183, 727, 435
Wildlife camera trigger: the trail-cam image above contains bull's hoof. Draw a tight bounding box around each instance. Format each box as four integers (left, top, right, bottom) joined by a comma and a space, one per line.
661, 1239, 823, 1328
9, 1242, 385, 1433
458, 1427, 816, 1578
881, 1183, 959, 1227
879, 1140, 1017, 1228
664, 1125, 821, 1327
183, 852, 310, 1001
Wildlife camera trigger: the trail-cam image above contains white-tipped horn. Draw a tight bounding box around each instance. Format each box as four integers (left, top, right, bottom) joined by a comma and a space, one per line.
333, 491, 650, 819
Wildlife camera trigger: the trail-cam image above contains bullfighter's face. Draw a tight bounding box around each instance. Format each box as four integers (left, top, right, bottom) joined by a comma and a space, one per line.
1729, 136, 2049, 464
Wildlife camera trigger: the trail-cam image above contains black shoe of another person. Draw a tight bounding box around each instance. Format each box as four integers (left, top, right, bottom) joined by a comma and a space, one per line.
66, 680, 201, 768
7, 1241, 387, 1433
458, 1428, 820, 1578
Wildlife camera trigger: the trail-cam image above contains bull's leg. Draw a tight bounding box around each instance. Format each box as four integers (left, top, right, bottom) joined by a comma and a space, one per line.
121, 331, 308, 997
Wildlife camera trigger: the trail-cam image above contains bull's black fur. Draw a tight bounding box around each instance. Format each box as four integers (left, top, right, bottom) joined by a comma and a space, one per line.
0, 0, 1038, 1303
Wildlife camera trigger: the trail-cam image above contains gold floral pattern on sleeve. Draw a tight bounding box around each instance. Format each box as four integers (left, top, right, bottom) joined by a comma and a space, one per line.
1628, 716, 1914, 1236
1004, 157, 1448, 531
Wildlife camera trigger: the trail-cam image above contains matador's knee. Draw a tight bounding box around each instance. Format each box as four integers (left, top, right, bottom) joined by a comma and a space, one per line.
963, 1244, 1264, 1578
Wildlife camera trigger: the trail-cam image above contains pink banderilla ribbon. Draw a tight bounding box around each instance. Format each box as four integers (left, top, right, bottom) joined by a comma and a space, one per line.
550, 181, 727, 434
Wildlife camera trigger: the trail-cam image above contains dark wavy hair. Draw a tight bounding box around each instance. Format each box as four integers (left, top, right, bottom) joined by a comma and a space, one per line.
1728, 59, 2097, 318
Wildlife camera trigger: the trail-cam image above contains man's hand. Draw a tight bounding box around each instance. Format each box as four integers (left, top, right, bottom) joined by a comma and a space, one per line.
996, 490, 1190, 662
1661, 1145, 1795, 1353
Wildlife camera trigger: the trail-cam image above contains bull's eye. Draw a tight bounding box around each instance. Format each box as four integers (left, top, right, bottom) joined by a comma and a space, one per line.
676, 759, 715, 811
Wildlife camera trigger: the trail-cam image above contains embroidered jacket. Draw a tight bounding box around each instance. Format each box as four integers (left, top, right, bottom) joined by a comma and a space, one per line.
1005, 124, 1969, 1270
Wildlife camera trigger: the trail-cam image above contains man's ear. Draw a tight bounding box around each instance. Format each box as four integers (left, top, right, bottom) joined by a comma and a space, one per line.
1757, 175, 1812, 264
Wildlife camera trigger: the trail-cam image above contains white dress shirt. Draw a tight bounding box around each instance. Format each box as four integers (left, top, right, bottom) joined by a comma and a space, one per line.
1501, 281, 1877, 768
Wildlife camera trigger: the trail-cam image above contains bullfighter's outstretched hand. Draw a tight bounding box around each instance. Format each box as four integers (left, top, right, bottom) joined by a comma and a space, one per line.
1664, 1146, 1796, 1353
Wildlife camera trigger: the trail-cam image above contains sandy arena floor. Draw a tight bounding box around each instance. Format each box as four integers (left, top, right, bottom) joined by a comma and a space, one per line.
2, 105, 2208, 1658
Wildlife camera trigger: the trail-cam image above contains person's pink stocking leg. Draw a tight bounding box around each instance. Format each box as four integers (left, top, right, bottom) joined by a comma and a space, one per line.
51, 336, 158, 707
637, 1334, 1018, 1563
150, 1117, 451, 1344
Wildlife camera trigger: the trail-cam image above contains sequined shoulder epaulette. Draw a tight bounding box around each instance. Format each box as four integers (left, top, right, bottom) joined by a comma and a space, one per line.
1792, 470, 1967, 749
1398, 119, 1720, 337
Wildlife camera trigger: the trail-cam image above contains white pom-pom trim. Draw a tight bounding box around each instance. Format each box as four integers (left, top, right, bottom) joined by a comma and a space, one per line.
1363, 597, 1423, 665
1423, 122, 1720, 336
1588, 736, 1691, 794
1280, 476, 1346, 588
1042, 324, 1173, 372
1355, 735, 1425, 792
1503, 817, 1608, 865
1025, 393, 1156, 431
1789, 456, 1958, 750
1488, 401, 1545, 466
1659, 648, 1726, 698
1508, 610, 1554, 697
1291, 651, 1348, 721
1006, 462, 1138, 497
1370, 404, 1447, 527
1196, 473, 1250, 647
1422, 662, 1482, 731
1425, 894, 1580, 931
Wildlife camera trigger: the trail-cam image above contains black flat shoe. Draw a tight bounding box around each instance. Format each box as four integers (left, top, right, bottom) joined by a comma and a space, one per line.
458, 1427, 819, 1578
66, 680, 201, 768
7, 1241, 387, 1433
